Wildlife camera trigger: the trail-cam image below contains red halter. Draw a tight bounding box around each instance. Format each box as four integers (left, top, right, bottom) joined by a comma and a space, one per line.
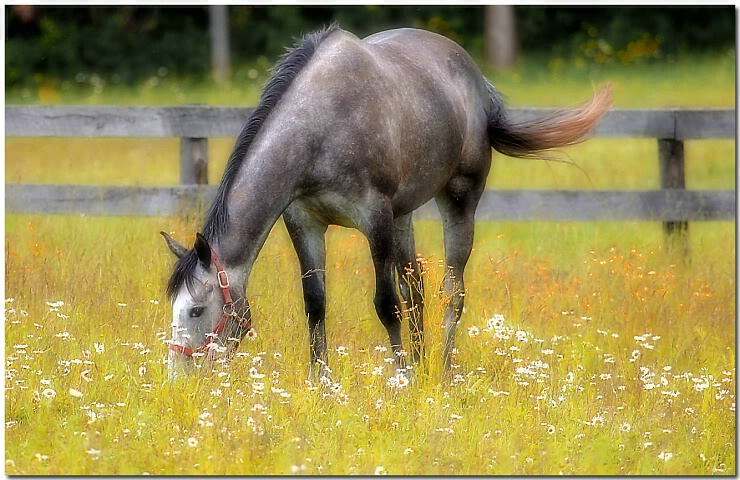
169, 249, 252, 357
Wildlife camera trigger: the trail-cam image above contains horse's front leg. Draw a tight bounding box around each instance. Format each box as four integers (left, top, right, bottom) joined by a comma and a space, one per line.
283, 206, 329, 383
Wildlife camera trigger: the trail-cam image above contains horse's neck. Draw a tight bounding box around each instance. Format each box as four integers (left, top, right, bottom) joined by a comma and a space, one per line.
213, 135, 304, 292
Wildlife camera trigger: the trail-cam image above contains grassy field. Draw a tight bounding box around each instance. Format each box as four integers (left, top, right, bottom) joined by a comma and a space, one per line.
4, 52, 736, 475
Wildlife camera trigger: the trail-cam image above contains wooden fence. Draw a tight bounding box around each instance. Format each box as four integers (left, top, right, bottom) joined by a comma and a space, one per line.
5, 106, 735, 236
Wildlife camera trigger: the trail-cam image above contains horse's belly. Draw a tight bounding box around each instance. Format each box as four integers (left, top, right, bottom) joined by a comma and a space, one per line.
292, 193, 363, 229
390, 172, 451, 217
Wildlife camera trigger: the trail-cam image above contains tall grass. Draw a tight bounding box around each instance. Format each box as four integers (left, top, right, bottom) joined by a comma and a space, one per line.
4, 215, 735, 475
4, 53, 735, 474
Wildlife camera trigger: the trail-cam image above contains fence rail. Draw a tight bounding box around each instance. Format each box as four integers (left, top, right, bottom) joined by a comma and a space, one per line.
5, 106, 735, 229
6, 106, 736, 140
6, 184, 734, 222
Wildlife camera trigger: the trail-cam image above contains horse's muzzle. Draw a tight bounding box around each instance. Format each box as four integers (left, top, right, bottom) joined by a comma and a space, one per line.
167, 347, 195, 379
167, 341, 241, 379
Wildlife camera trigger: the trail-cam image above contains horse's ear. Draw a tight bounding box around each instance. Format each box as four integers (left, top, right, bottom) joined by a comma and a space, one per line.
194, 233, 212, 269
161, 231, 188, 259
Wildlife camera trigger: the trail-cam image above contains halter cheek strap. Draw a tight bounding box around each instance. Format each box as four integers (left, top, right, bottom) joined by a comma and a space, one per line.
169, 248, 252, 357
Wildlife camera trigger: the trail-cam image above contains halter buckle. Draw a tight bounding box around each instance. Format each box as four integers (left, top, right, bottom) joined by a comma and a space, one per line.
217, 270, 229, 289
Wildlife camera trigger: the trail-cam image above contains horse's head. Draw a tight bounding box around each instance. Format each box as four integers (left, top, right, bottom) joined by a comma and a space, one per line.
161, 232, 252, 378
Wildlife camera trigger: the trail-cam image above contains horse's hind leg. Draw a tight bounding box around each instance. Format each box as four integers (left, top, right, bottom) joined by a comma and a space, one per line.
361, 196, 407, 373
393, 213, 425, 367
283, 205, 329, 382
435, 175, 485, 375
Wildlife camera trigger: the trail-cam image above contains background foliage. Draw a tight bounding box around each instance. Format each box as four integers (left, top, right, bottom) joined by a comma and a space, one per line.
5, 5, 735, 90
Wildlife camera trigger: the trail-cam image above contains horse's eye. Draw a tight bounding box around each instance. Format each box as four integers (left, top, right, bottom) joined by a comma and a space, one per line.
189, 306, 205, 318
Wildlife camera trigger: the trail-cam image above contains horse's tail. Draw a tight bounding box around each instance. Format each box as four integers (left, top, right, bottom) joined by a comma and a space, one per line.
486, 83, 613, 159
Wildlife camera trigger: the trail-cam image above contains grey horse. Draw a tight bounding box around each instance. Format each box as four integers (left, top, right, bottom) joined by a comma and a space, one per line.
162, 25, 611, 380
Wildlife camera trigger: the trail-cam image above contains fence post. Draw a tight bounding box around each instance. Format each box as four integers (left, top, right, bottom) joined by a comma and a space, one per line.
657, 137, 689, 257
180, 137, 209, 185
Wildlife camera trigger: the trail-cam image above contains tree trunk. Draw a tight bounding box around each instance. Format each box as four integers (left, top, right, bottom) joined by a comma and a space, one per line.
485, 5, 518, 68
209, 5, 230, 85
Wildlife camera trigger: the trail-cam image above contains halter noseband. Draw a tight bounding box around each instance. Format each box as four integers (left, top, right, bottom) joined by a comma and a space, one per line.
169, 248, 252, 357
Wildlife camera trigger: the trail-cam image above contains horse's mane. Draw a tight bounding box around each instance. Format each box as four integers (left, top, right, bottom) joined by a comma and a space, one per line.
167, 24, 339, 301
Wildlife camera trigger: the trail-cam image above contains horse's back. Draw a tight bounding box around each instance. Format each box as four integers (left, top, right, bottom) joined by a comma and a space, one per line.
308, 27, 489, 147
362, 28, 490, 96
